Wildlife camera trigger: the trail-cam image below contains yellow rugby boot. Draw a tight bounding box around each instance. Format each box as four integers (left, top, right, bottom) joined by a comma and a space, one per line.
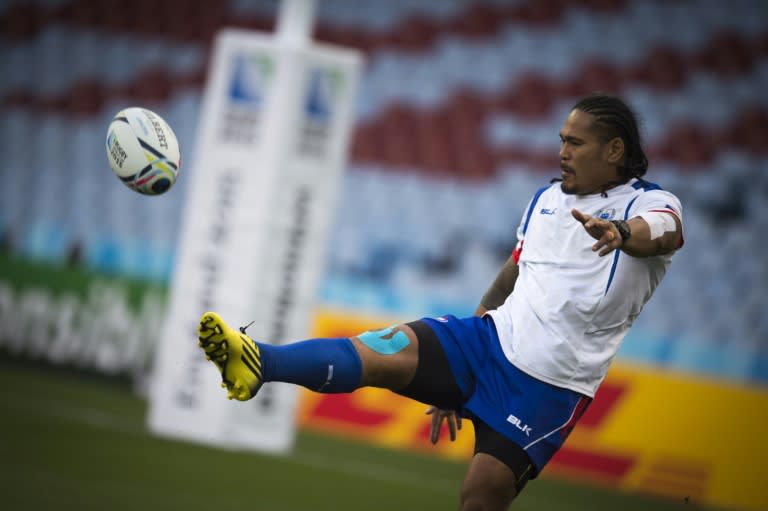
197, 311, 263, 401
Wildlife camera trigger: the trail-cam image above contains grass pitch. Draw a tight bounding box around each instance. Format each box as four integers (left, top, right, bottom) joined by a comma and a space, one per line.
0, 359, 704, 511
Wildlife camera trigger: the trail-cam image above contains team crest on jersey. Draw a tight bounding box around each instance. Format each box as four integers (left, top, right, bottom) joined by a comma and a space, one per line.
595, 208, 617, 220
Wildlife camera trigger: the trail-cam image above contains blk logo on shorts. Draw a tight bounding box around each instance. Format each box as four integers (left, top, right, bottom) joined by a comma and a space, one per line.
507, 414, 532, 436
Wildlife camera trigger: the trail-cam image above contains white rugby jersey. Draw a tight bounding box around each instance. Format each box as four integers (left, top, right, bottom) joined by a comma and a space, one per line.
487, 178, 682, 397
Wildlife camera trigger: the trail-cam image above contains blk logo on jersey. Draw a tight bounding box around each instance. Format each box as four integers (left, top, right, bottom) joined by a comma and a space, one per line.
540, 208, 557, 215
507, 414, 532, 436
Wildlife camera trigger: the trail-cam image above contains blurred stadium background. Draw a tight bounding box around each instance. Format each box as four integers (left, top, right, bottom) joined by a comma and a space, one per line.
1, 0, 767, 510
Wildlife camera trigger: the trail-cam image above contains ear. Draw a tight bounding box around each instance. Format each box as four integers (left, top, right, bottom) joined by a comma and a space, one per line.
605, 137, 625, 164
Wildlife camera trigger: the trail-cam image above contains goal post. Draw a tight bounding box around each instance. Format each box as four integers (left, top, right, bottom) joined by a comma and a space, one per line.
147, 1, 363, 453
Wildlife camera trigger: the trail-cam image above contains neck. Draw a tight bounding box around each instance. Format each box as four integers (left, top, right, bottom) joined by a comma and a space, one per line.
579, 177, 626, 197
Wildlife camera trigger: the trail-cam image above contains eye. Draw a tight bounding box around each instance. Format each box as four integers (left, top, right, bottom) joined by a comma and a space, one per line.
560, 136, 582, 147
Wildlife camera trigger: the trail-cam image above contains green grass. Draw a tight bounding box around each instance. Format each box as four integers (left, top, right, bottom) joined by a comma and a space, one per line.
0, 359, 705, 511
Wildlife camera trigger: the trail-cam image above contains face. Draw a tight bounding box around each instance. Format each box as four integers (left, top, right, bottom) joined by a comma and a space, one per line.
558, 109, 623, 195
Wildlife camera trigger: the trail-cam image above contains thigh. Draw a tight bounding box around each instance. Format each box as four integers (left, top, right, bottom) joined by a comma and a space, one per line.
350, 323, 420, 390
350, 319, 466, 410
460, 453, 521, 511
395, 319, 466, 410
471, 416, 533, 494
459, 418, 534, 510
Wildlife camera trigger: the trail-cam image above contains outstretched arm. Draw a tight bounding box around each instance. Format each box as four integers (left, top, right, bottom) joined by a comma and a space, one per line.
572, 209, 682, 258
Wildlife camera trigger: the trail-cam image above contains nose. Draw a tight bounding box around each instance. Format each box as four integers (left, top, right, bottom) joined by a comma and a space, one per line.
559, 143, 569, 161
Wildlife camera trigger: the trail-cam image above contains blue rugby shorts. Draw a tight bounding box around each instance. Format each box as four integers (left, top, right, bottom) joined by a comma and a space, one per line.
421, 314, 591, 477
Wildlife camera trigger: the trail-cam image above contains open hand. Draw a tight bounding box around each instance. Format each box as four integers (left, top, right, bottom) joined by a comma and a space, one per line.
572, 209, 623, 256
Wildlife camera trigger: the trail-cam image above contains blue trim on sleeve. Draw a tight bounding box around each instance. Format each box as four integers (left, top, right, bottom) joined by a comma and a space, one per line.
605, 196, 639, 294
632, 179, 662, 191
522, 185, 550, 235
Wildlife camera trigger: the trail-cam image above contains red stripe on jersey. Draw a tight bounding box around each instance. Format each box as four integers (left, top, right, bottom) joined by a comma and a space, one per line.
647, 208, 678, 216
512, 241, 524, 264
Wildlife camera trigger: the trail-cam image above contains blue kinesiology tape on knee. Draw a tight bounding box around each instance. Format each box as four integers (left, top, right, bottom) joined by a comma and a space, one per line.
258, 338, 362, 393
357, 327, 410, 355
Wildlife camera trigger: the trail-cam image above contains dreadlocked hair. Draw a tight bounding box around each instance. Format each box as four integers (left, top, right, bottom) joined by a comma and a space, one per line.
573, 94, 648, 183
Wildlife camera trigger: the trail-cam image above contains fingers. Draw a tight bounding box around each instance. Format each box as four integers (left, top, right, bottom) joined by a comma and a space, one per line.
446, 413, 457, 441
582, 216, 607, 234
573, 211, 623, 256
428, 408, 442, 444
426, 408, 461, 445
593, 229, 620, 256
589, 223, 625, 256
571, 208, 588, 224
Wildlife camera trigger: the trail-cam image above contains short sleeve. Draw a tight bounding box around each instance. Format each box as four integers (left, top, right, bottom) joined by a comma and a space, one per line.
629, 189, 683, 223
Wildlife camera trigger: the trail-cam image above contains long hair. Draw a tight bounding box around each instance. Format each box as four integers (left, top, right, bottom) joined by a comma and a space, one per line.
573, 94, 648, 182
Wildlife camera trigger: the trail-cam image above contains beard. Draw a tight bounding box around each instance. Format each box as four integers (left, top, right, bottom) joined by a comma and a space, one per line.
559, 176, 578, 195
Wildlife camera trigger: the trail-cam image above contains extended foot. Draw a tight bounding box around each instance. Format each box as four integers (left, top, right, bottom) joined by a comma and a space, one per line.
198, 311, 263, 401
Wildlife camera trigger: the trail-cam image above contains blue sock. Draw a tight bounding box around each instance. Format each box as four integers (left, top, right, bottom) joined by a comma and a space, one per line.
258, 338, 362, 393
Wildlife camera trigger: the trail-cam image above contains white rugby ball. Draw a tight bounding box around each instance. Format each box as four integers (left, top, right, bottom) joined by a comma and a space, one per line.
105, 107, 181, 195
